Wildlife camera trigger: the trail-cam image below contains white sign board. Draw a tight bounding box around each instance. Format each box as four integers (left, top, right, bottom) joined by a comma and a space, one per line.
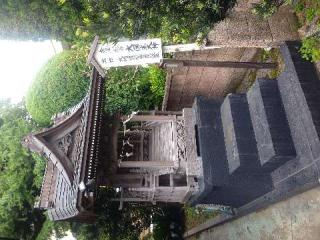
94, 38, 162, 68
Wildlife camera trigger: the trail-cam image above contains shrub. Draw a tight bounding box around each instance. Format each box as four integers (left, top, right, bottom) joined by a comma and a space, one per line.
105, 65, 166, 115
26, 49, 91, 126
36, 217, 70, 240
148, 66, 166, 107
26, 50, 167, 126
252, 0, 278, 19
251, 0, 293, 19
300, 36, 320, 62
305, 8, 317, 23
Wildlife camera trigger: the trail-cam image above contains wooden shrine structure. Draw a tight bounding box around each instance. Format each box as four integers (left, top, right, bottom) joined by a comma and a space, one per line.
23, 68, 105, 221
23, 67, 203, 221
24, 37, 320, 224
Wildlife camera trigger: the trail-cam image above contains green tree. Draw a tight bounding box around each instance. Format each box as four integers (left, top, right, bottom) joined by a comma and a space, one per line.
0, 0, 83, 42
104, 66, 165, 115
0, 100, 46, 239
0, 0, 236, 44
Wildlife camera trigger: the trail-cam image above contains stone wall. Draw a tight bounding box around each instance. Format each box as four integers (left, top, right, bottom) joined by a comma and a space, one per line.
162, 3, 301, 111
207, 5, 299, 48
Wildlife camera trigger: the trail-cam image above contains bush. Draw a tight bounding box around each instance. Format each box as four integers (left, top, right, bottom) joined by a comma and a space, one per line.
104, 67, 149, 115
251, 0, 294, 19
36, 217, 70, 240
26, 49, 91, 126
26, 49, 167, 126
300, 36, 320, 62
71, 188, 154, 240
294, 0, 320, 25
149, 65, 166, 106
152, 206, 184, 240
105, 66, 166, 115
252, 0, 278, 19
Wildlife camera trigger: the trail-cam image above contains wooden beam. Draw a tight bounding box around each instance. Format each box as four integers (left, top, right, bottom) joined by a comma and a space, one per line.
91, 58, 106, 78
138, 110, 183, 116
128, 187, 154, 192
154, 110, 182, 116
162, 59, 277, 69
123, 114, 176, 122
119, 161, 175, 168
87, 36, 99, 64
163, 43, 221, 53
111, 174, 144, 180
111, 198, 150, 202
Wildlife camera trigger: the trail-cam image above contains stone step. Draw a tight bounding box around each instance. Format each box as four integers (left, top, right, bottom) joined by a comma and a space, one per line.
277, 41, 320, 161
247, 79, 296, 172
201, 173, 273, 207
193, 97, 229, 188
220, 94, 260, 175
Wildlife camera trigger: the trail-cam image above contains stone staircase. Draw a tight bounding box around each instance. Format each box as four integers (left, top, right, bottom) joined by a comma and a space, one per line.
190, 42, 320, 207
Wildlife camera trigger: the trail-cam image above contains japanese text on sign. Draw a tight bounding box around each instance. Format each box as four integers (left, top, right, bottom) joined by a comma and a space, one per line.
94, 39, 162, 68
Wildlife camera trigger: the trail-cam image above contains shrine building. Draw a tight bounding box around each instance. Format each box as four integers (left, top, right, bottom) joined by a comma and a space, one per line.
23, 66, 203, 221
23, 41, 320, 222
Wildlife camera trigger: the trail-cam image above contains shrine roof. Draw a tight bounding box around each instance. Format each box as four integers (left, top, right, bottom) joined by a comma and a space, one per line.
25, 67, 105, 221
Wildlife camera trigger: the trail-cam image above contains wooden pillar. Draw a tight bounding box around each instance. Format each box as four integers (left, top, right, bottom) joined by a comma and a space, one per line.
162, 59, 277, 69
119, 161, 174, 168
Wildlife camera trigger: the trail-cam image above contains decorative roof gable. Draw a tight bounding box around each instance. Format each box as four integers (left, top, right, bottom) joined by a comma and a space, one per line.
24, 68, 105, 221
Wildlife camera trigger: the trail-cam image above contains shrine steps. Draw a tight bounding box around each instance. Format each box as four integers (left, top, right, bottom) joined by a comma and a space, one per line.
220, 94, 260, 175
193, 98, 229, 193
191, 41, 320, 208
247, 79, 296, 173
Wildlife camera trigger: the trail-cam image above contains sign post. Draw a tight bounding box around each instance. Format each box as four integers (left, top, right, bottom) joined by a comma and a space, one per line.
87, 36, 163, 76
95, 38, 162, 68
87, 36, 276, 75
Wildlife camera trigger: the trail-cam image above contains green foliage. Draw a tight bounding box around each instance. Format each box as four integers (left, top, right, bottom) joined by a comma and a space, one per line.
105, 67, 152, 115
36, 217, 70, 240
183, 205, 218, 230
0, 100, 46, 239
26, 48, 166, 126
252, 0, 278, 19
0, 0, 235, 44
26, 49, 91, 126
0, 0, 84, 42
105, 66, 166, 115
292, 0, 320, 27
32, 153, 47, 190
251, 0, 296, 19
295, 1, 305, 12
300, 36, 320, 62
148, 66, 166, 106
71, 188, 154, 240
305, 8, 317, 23
152, 206, 184, 240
